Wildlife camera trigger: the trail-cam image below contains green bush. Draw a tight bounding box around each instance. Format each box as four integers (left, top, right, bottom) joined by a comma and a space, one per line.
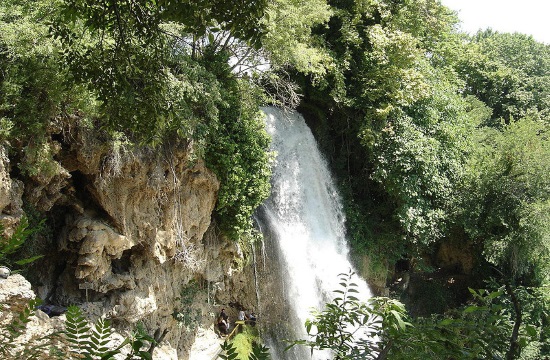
205, 73, 273, 240
172, 280, 202, 331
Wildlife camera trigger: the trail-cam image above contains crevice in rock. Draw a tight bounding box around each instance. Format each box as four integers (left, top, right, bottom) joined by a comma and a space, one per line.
70, 170, 92, 206
70, 170, 117, 227
51, 133, 67, 147
112, 249, 133, 275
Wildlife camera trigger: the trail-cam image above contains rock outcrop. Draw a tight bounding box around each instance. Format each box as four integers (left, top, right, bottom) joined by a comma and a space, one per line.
0, 274, 35, 317
0, 147, 24, 235
0, 273, 182, 359
0, 117, 259, 358
0, 274, 66, 359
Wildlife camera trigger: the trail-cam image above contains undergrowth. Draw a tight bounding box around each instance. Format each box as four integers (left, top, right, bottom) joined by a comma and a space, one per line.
219, 332, 270, 360
0, 301, 155, 359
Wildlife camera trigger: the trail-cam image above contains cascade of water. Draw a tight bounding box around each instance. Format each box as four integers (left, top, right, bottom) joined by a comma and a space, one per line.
257, 107, 372, 359
251, 241, 261, 315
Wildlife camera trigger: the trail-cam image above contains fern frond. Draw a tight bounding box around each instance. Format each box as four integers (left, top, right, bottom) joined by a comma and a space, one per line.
249, 341, 270, 360
16, 331, 62, 359
88, 318, 115, 357
218, 340, 239, 360
65, 305, 92, 357
5, 298, 41, 337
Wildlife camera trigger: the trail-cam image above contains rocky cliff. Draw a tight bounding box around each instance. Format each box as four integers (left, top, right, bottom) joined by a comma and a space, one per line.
0, 118, 259, 359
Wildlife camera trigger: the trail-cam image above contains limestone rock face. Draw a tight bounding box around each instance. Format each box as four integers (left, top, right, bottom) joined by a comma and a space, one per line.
0, 118, 258, 358
63, 216, 136, 290
0, 274, 66, 359
0, 147, 13, 212
0, 274, 35, 320
0, 272, 180, 359
0, 147, 24, 235
436, 240, 475, 274
51, 125, 227, 356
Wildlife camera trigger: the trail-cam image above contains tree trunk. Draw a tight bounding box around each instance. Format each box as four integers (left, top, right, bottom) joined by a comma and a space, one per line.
505, 284, 522, 360
376, 339, 393, 360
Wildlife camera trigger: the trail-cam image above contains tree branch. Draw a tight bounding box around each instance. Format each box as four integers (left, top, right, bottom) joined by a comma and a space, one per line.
505, 283, 521, 360
147, 327, 169, 356
376, 339, 393, 360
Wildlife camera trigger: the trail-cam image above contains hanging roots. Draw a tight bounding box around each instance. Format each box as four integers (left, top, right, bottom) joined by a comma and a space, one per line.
173, 242, 205, 271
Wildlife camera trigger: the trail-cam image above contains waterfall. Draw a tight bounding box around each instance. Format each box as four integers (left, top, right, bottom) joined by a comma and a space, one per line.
256, 107, 372, 359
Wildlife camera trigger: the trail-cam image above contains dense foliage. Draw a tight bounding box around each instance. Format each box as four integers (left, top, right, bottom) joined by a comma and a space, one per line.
289, 271, 411, 359
292, 272, 550, 360
456, 30, 550, 126
458, 117, 550, 281
1, 0, 549, 358
0, 0, 273, 239
218, 325, 270, 360
285, 0, 550, 287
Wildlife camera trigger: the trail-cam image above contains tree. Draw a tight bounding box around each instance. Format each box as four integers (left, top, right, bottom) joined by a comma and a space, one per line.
260, 0, 332, 78
369, 71, 488, 248
289, 271, 412, 360
458, 117, 550, 282
283, 0, 476, 264
455, 30, 550, 126
2, 0, 275, 241
0, 0, 87, 142
291, 273, 549, 359
51, 0, 271, 144
204, 68, 273, 240
60, 0, 268, 48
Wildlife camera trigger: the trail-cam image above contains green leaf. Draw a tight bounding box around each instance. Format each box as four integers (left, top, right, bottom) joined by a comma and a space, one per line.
389, 310, 407, 330
525, 325, 538, 337
14, 255, 44, 266
464, 305, 488, 313
138, 351, 153, 360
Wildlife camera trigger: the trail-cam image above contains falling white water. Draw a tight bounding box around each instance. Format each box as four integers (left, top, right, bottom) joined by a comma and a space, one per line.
259, 107, 372, 359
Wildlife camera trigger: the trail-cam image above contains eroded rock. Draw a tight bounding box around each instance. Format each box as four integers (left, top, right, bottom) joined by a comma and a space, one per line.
0, 120, 259, 359
0, 147, 24, 236
0, 274, 35, 320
